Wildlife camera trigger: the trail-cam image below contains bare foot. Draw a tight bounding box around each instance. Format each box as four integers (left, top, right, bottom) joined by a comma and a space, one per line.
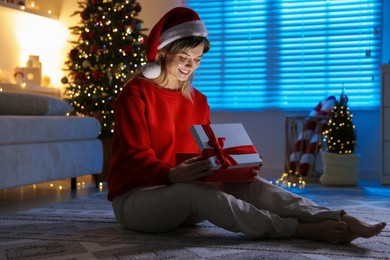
294, 220, 353, 244
341, 214, 386, 239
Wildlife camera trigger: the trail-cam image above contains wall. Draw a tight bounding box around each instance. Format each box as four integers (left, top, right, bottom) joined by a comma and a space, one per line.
0, 0, 382, 181
0, 1, 68, 87
137, 0, 183, 33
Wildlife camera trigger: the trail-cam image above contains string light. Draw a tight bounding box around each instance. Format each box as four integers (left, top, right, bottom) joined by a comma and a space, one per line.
275, 172, 306, 189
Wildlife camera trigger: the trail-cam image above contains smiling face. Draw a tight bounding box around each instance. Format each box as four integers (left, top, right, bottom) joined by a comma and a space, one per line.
162, 42, 205, 89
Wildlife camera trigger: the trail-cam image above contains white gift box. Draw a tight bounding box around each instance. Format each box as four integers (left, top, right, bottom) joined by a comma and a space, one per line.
190, 123, 262, 170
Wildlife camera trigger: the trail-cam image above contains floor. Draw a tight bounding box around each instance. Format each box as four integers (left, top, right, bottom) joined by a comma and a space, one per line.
1, 176, 389, 215
1, 179, 389, 260
0, 175, 107, 215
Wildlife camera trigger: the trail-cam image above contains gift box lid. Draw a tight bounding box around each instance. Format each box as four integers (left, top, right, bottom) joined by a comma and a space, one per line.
190, 123, 262, 170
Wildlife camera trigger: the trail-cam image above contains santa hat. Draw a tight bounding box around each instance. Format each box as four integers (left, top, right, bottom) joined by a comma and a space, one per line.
142, 7, 208, 79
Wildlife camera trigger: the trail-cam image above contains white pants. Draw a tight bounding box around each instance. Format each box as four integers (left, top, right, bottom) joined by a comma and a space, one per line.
112, 177, 342, 239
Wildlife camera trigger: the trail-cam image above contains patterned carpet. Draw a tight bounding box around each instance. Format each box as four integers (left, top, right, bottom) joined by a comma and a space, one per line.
0, 182, 389, 260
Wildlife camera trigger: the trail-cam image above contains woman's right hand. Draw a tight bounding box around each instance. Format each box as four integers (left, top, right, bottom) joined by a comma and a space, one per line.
168, 156, 212, 183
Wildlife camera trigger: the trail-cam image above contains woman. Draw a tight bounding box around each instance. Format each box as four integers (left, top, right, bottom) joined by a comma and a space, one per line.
107, 7, 386, 243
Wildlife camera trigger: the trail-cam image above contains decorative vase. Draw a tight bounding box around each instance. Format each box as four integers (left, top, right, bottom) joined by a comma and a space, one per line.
320, 151, 360, 186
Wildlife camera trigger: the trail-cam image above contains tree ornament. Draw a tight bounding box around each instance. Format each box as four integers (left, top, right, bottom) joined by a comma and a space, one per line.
89, 44, 101, 54
91, 0, 102, 7
93, 110, 102, 121
82, 60, 92, 69
69, 48, 79, 60
136, 21, 142, 30
92, 70, 104, 80
117, 9, 126, 19
74, 73, 87, 85
80, 9, 91, 20
81, 31, 96, 41
100, 26, 110, 35
109, 96, 115, 108
61, 76, 68, 84
134, 3, 141, 13
129, 17, 136, 28
107, 71, 113, 85
123, 46, 134, 55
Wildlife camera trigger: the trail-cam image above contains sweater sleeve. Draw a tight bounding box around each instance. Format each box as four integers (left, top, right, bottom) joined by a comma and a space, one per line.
107, 81, 172, 201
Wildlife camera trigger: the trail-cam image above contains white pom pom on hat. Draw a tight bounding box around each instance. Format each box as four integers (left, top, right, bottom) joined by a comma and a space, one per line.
142, 63, 162, 79
142, 7, 208, 79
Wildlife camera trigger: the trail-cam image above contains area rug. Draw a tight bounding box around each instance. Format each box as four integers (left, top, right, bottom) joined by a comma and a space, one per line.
0, 183, 389, 259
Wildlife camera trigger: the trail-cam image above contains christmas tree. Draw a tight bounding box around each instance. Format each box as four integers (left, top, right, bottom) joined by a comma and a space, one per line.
62, 0, 147, 137
322, 90, 357, 154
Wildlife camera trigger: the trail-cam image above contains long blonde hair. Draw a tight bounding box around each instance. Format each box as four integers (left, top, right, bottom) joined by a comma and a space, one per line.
150, 36, 210, 100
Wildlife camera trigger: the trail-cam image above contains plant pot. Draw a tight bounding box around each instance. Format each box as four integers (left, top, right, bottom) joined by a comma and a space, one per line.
320, 151, 360, 186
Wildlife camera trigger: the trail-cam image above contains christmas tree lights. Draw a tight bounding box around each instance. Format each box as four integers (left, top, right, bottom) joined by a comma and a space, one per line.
322, 90, 357, 154
62, 0, 147, 136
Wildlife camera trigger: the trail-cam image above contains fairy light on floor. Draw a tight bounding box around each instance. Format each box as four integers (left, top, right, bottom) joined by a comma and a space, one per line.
275, 172, 306, 189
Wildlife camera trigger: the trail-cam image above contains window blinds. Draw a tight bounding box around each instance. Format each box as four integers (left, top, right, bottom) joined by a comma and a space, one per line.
185, 0, 382, 111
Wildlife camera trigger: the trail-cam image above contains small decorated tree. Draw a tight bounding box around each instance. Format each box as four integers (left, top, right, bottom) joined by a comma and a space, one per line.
62, 0, 147, 137
320, 89, 359, 186
322, 90, 357, 154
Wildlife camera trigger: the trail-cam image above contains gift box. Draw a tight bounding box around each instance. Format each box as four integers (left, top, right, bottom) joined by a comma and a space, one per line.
191, 123, 262, 170
176, 123, 262, 182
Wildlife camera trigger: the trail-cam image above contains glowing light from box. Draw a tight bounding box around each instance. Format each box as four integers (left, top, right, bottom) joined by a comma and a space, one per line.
14, 14, 69, 87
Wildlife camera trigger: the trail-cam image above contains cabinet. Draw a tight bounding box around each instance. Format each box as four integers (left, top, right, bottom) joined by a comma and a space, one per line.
381, 64, 390, 184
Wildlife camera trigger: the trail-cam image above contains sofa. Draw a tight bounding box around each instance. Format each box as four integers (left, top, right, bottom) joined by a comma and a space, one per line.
0, 91, 103, 190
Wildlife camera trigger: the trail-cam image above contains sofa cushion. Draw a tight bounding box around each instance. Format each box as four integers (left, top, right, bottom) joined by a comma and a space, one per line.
0, 139, 103, 190
0, 116, 101, 145
0, 92, 73, 115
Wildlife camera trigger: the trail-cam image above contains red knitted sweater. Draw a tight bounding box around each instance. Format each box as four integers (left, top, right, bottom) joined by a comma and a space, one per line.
107, 77, 210, 201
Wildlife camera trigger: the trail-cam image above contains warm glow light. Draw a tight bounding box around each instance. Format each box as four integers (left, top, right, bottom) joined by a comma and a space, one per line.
14, 14, 69, 87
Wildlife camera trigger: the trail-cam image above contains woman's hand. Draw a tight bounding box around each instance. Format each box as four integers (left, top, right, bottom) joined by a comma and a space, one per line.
169, 156, 212, 183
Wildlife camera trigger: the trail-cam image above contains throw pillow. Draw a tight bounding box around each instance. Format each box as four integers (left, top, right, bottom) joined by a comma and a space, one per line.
0, 92, 73, 116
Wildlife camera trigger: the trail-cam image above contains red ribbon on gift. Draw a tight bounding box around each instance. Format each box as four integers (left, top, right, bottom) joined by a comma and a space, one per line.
201, 124, 257, 169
